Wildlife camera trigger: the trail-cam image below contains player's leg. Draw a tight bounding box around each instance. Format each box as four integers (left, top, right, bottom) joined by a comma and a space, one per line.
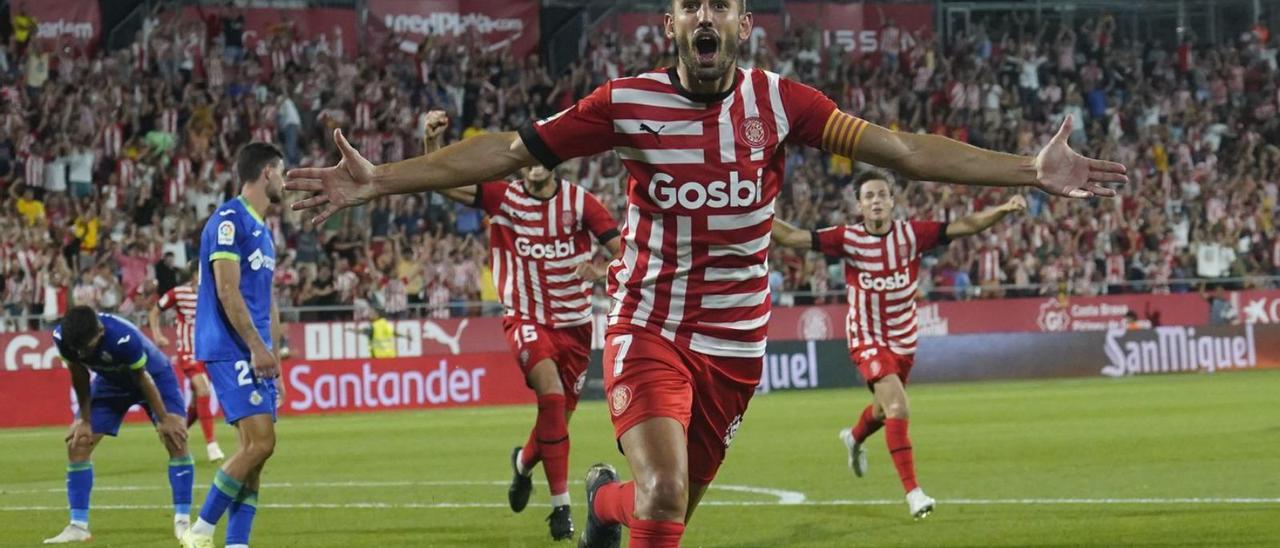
225, 420, 270, 548
582, 330, 693, 548
44, 431, 104, 544
871, 373, 934, 517
682, 358, 757, 523
190, 370, 224, 461
840, 349, 891, 478
148, 367, 196, 540
185, 361, 277, 548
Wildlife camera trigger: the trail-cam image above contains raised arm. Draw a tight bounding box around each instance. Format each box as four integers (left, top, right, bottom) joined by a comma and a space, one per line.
945, 195, 1027, 239
422, 110, 478, 205
821, 110, 1127, 198
212, 259, 279, 379
771, 219, 815, 250
148, 301, 171, 347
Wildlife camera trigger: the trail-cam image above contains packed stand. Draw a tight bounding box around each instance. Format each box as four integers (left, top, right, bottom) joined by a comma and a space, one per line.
2, 7, 1279, 329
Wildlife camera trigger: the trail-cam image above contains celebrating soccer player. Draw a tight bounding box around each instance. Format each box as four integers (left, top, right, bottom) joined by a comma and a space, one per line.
286, 0, 1125, 543
421, 109, 622, 540
181, 143, 284, 548
773, 174, 1028, 518
151, 267, 225, 463
44, 306, 193, 544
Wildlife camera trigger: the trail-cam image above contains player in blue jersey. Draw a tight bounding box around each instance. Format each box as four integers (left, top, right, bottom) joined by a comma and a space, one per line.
181, 143, 284, 548
43, 307, 193, 544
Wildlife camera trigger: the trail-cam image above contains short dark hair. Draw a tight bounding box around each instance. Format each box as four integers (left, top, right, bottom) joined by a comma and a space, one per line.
60, 306, 102, 352
854, 170, 894, 200
671, 0, 749, 12
235, 142, 284, 186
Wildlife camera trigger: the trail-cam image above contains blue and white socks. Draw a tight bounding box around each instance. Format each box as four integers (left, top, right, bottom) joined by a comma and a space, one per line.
66, 461, 93, 528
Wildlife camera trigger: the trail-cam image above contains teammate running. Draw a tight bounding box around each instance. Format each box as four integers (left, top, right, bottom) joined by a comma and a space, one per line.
772, 174, 1028, 518
285, 1, 1125, 544
151, 268, 225, 462
421, 110, 622, 540
43, 307, 192, 544
182, 143, 284, 548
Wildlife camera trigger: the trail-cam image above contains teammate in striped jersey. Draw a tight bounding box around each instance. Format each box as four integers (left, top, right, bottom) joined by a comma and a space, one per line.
150, 268, 225, 463
772, 175, 1027, 518
287, 1, 1125, 544
422, 111, 622, 540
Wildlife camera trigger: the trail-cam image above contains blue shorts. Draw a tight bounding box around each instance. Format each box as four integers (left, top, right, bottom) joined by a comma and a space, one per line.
206, 359, 278, 425
89, 366, 187, 437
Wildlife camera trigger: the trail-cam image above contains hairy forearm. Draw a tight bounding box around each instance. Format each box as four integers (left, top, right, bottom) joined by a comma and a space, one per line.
949, 206, 1011, 238
148, 307, 163, 340
375, 132, 534, 196
893, 134, 1037, 187
217, 282, 269, 353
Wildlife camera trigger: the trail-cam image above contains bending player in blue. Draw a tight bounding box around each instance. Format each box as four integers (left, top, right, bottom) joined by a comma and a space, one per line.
43, 307, 193, 544
182, 142, 284, 548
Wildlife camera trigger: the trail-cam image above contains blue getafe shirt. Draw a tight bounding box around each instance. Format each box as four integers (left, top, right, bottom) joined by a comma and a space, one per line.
53, 314, 170, 385
195, 196, 275, 361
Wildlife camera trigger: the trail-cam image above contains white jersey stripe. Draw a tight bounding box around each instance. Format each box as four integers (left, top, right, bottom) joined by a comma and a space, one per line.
630, 215, 665, 327
905, 221, 918, 259
490, 215, 545, 236
885, 300, 914, 314
698, 311, 771, 330
634, 72, 672, 84
616, 147, 705, 165
705, 264, 768, 282
739, 70, 764, 161
530, 262, 545, 323
514, 255, 529, 317
870, 293, 884, 346
613, 119, 703, 136
610, 205, 642, 324
843, 244, 882, 257
886, 283, 918, 301
765, 71, 790, 146
661, 216, 692, 341
499, 203, 542, 222
718, 89, 737, 163
689, 333, 767, 358
885, 225, 898, 270
709, 233, 770, 257
850, 259, 884, 271
701, 289, 769, 310
611, 88, 704, 110
504, 189, 542, 207
708, 201, 774, 231
546, 198, 558, 238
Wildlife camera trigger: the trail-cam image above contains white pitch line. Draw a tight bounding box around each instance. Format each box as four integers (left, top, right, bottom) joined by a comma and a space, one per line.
2, 498, 1278, 512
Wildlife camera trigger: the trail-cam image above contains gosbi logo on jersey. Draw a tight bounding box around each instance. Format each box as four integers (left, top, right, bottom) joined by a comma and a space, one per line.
739, 117, 769, 148
514, 237, 576, 260
858, 270, 911, 292
647, 169, 764, 210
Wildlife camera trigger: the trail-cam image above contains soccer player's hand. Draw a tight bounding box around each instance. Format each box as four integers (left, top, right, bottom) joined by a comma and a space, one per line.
275, 378, 287, 410
252, 346, 281, 380
156, 413, 188, 452
1001, 195, 1028, 213
424, 110, 448, 143
65, 419, 93, 449
285, 128, 381, 226
575, 261, 607, 282
1033, 116, 1128, 199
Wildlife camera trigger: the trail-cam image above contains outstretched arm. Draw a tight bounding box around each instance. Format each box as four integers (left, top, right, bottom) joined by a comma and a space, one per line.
771, 219, 815, 250
822, 112, 1127, 198
946, 195, 1027, 239
287, 128, 534, 225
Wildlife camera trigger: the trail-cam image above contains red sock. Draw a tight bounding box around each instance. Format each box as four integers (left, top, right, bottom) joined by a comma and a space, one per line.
884, 418, 918, 493
592, 480, 635, 527
851, 404, 883, 443
519, 429, 540, 473
196, 394, 216, 443
534, 394, 570, 497
630, 519, 685, 548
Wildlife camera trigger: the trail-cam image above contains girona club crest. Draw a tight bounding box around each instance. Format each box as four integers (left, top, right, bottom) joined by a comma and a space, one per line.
560, 209, 577, 231
739, 117, 769, 148
610, 385, 633, 417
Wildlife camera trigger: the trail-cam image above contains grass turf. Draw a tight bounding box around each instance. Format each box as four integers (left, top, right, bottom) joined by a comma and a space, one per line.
1, 369, 1277, 547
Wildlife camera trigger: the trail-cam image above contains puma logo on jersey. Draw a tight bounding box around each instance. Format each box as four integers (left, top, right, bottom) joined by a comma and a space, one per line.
638, 123, 665, 141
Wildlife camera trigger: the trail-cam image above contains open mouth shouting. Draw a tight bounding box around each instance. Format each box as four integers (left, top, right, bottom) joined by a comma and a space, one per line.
694, 30, 720, 67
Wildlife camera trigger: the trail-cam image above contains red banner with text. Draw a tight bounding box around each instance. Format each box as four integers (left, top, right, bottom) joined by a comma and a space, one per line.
366, 0, 539, 56
19, 0, 101, 46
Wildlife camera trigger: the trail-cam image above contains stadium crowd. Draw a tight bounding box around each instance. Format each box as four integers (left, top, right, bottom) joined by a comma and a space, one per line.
1, 5, 1279, 327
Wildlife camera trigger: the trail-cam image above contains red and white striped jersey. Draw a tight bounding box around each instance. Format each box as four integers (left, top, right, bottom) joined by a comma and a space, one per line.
978, 246, 1001, 283
355, 101, 373, 130
815, 220, 948, 356
477, 179, 619, 328
519, 67, 839, 358
160, 108, 179, 135
24, 156, 45, 187
101, 123, 123, 159
116, 158, 136, 188
174, 156, 192, 186
157, 284, 199, 355
164, 176, 186, 206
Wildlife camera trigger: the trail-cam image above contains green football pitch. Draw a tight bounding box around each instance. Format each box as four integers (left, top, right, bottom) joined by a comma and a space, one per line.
2, 370, 1277, 547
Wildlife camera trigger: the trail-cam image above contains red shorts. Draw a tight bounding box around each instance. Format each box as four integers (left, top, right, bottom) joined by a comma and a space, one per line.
502, 317, 592, 410
603, 325, 760, 485
173, 353, 207, 378
849, 346, 915, 390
